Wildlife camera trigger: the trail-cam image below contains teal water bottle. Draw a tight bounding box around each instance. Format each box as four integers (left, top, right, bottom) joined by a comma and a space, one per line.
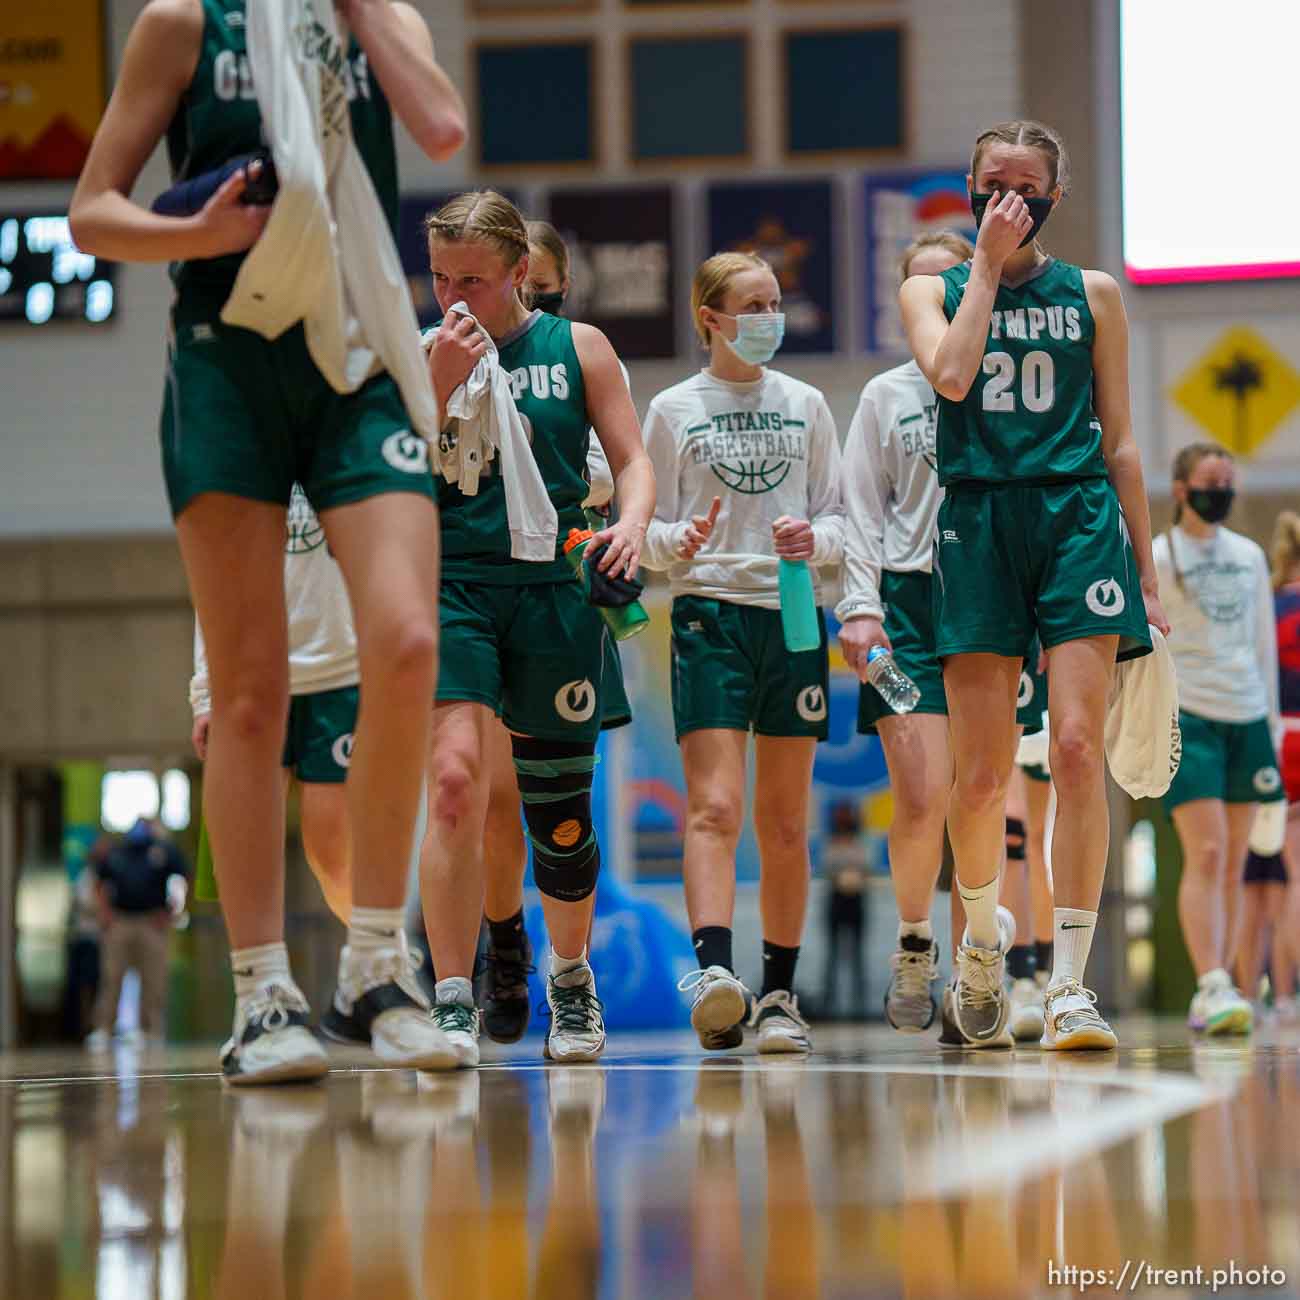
564, 527, 650, 641
777, 558, 820, 652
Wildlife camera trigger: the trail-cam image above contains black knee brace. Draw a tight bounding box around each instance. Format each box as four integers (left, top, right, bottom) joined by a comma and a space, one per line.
1005, 816, 1026, 861
511, 736, 601, 902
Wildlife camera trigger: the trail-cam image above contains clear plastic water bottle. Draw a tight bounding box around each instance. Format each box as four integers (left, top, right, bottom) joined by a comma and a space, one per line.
777, 558, 821, 652
867, 645, 921, 714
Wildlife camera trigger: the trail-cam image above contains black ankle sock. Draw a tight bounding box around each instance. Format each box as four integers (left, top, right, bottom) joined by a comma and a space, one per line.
1034, 940, 1054, 976
487, 908, 526, 953
692, 926, 733, 973
760, 941, 800, 997
1007, 944, 1035, 981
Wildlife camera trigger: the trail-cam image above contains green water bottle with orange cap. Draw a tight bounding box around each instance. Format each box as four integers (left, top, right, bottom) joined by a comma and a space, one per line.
563, 527, 651, 641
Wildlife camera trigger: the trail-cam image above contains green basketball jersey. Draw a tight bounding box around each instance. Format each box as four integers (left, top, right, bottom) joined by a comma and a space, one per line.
935, 258, 1105, 487
165, 0, 398, 302
439, 312, 590, 586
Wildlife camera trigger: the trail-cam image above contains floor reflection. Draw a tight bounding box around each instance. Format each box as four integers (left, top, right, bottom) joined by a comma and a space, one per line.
4, 1024, 1300, 1299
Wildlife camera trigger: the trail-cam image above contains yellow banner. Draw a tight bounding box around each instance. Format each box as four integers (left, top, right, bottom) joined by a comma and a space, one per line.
0, 2, 106, 179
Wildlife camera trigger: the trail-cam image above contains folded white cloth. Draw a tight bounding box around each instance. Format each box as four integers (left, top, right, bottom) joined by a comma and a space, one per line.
439, 303, 557, 562
1105, 627, 1182, 800
221, 0, 439, 442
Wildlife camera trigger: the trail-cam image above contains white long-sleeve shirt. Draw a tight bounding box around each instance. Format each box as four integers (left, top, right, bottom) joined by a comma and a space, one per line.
189, 487, 359, 717
641, 368, 844, 608
835, 359, 941, 622
1153, 525, 1278, 726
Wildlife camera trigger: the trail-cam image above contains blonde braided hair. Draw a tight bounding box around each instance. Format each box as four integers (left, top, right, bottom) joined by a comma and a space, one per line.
424, 190, 529, 267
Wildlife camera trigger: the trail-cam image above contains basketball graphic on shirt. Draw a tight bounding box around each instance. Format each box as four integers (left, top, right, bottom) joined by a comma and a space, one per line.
711, 456, 792, 495
285, 484, 326, 554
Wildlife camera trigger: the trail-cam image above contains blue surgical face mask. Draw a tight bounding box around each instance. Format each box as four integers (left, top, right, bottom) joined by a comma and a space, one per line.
716, 311, 785, 366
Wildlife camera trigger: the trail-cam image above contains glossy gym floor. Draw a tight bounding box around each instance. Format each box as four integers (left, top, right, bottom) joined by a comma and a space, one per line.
3, 1020, 1299, 1300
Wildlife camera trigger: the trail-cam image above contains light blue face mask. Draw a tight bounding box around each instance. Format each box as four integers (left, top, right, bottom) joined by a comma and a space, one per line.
717, 311, 785, 366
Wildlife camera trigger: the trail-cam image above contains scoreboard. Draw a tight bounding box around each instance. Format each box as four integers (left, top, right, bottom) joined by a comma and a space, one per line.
0, 213, 117, 324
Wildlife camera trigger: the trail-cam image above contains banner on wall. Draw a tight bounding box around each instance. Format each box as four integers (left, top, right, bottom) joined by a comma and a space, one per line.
862, 170, 975, 355
0, 3, 106, 180
622, 590, 890, 885
547, 186, 676, 359
707, 179, 836, 354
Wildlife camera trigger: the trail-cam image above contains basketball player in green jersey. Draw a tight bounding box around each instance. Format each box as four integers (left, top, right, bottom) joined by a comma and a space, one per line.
420, 191, 655, 1067
900, 120, 1169, 1050
70, 0, 466, 1083
473, 220, 635, 1044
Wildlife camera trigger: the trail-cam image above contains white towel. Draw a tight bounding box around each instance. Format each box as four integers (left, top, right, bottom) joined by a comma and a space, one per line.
221, 0, 440, 444
439, 304, 557, 562
1105, 627, 1182, 800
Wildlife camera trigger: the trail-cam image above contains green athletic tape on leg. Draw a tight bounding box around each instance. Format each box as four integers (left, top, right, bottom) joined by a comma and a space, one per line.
512, 753, 600, 779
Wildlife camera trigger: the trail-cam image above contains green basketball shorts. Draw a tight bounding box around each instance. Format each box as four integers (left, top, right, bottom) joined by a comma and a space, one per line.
933, 478, 1151, 663
1163, 711, 1285, 812
282, 685, 359, 784
671, 595, 829, 741
437, 578, 608, 742
857, 571, 1045, 735
600, 634, 632, 731
161, 300, 436, 518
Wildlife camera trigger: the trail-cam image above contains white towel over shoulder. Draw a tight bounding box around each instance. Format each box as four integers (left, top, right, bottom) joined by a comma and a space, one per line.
438, 304, 557, 562
1105, 627, 1182, 800
222, 0, 439, 443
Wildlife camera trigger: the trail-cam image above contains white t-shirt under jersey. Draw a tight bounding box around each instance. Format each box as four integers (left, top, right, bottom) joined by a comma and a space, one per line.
641, 367, 844, 608
836, 358, 941, 623
1153, 524, 1278, 725
189, 487, 359, 717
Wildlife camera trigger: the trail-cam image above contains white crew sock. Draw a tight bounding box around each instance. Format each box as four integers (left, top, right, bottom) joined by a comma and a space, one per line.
231, 941, 294, 1004
957, 875, 1000, 950
550, 947, 588, 977
435, 976, 474, 1007
347, 906, 405, 959
1049, 908, 1097, 987
899, 919, 934, 944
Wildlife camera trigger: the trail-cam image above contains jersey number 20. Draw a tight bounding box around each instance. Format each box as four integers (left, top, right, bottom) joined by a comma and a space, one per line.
982, 350, 1054, 414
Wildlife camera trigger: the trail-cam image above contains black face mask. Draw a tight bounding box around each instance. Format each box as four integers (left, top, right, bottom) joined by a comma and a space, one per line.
970, 193, 1055, 248
531, 290, 566, 316
1186, 487, 1235, 524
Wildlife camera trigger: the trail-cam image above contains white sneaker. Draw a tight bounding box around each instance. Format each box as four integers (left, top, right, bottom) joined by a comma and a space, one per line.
221, 984, 329, 1086
1008, 976, 1046, 1041
1040, 978, 1117, 1051
677, 966, 748, 1050
939, 979, 1012, 1049
884, 937, 940, 1032
1196, 971, 1253, 1037
429, 996, 481, 1069
84, 1028, 112, 1053
750, 989, 812, 1054
953, 905, 1016, 1043
323, 937, 460, 1071
544, 960, 606, 1063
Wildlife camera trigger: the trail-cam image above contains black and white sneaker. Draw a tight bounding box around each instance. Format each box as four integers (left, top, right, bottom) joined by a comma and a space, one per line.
475, 925, 535, 1044
884, 936, 940, 1032
221, 984, 329, 1086
750, 989, 812, 1054
544, 961, 606, 1063
322, 938, 459, 1071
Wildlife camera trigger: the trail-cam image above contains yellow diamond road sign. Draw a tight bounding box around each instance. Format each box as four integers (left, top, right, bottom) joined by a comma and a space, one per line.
1171, 325, 1300, 458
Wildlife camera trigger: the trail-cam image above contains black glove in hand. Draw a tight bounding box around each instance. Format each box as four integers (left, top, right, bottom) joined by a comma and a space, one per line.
585, 542, 644, 608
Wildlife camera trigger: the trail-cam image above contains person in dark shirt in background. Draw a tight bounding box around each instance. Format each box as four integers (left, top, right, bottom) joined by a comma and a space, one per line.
86, 819, 190, 1050
821, 800, 870, 1020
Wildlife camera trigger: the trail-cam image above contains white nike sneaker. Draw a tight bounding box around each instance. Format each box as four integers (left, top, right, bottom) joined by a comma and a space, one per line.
677, 966, 748, 1050
1040, 978, 1117, 1051
323, 937, 460, 1071
953, 905, 1016, 1043
1008, 976, 1046, 1041
429, 996, 481, 1068
1197, 971, 1254, 1037
544, 960, 606, 1063
750, 989, 812, 1054
221, 983, 330, 1086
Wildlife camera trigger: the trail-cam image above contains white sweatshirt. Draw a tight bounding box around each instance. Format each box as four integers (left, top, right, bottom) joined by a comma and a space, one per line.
189, 488, 359, 717
642, 368, 844, 608
1153, 525, 1278, 726
836, 359, 941, 623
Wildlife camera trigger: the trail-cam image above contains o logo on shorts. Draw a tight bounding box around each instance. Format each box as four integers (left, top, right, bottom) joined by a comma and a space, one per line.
1085, 578, 1126, 618
552, 819, 583, 848
1017, 671, 1033, 708
796, 686, 827, 723
381, 430, 429, 475
331, 733, 355, 768
555, 679, 596, 723
1254, 766, 1282, 795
